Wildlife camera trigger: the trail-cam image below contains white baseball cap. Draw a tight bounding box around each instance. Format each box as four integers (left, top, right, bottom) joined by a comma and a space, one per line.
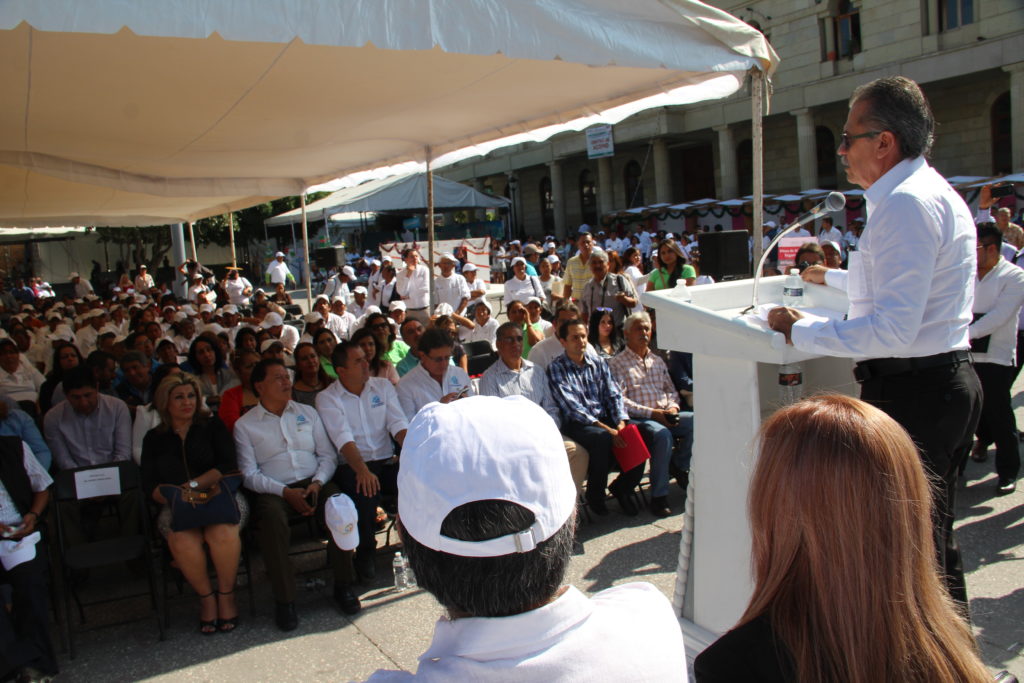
325, 494, 360, 551
260, 339, 284, 353
275, 251, 286, 258
433, 302, 454, 317
221, 304, 239, 315
353, 285, 367, 295
510, 256, 527, 268
438, 252, 457, 263
302, 312, 321, 323
199, 304, 215, 313
764, 220, 777, 229
342, 266, 356, 278
261, 312, 284, 328
546, 254, 560, 264
388, 301, 406, 312
398, 395, 576, 558
462, 263, 477, 272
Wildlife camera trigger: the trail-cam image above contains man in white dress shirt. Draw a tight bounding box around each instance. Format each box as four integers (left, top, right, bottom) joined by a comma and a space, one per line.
968, 225, 1024, 494
234, 359, 360, 630
363, 396, 687, 682
816, 216, 844, 257
396, 328, 472, 421
316, 341, 408, 580
479, 322, 588, 495
768, 76, 981, 610
133, 264, 155, 293
396, 249, 430, 326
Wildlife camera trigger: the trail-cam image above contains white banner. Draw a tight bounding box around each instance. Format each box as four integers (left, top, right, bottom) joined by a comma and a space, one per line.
380, 238, 492, 283
586, 124, 614, 159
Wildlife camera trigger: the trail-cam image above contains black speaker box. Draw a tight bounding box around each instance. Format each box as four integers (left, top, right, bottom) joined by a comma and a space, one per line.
696, 230, 749, 281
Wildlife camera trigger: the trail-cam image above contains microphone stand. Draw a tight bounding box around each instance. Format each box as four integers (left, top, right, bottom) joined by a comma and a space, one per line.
742, 195, 845, 314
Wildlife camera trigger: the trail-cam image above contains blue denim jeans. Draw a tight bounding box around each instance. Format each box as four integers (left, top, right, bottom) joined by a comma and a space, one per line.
634, 413, 694, 498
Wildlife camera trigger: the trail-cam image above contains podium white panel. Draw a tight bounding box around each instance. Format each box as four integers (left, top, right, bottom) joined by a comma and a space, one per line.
643, 276, 857, 649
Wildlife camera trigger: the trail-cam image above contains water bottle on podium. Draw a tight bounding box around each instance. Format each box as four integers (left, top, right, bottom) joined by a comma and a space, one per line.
782, 268, 804, 307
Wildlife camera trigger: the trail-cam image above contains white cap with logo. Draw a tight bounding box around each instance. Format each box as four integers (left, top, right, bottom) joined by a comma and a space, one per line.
398, 396, 575, 558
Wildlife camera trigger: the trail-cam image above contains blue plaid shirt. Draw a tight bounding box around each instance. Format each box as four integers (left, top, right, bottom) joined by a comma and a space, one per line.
547, 353, 627, 428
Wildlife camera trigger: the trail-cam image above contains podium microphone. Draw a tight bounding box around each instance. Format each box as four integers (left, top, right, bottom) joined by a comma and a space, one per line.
744, 191, 847, 313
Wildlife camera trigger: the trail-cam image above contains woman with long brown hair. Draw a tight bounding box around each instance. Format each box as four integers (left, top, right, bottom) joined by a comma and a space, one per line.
695, 394, 989, 683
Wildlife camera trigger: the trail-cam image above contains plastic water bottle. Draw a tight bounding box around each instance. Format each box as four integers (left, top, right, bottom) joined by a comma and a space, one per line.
404, 558, 417, 590
393, 552, 409, 592
782, 268, 804, 307
778, 363, 804, 404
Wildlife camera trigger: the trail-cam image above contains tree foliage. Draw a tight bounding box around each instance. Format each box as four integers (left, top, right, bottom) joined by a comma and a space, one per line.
94, 192, 331, 267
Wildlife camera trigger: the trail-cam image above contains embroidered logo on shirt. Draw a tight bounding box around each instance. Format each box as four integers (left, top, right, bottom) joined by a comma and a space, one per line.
370, 394, 383, 407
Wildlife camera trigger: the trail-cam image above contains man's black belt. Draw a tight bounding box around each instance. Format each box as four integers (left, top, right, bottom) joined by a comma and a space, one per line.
853, 350, 971, 383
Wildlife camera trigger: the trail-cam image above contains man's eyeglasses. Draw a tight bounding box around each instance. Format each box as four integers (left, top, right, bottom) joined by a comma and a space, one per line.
840, 130, 881, 148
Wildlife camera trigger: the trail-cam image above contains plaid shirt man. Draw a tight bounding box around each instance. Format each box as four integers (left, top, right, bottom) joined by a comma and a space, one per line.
547, 353, 627, 428
607, 347, 679, 418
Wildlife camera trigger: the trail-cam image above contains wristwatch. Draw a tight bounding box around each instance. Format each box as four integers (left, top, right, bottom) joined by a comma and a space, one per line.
188, 480, 199, 490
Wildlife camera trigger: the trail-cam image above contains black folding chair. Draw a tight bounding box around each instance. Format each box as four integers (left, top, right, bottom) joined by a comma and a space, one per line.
52, 461, 164, 657
464, 341, 497, 377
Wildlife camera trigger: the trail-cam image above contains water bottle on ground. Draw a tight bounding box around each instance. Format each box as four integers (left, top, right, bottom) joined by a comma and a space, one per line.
393, 552, 409, 592
778, 363, 804, 404
782, 268, 804, 307
404, 558, 417, 590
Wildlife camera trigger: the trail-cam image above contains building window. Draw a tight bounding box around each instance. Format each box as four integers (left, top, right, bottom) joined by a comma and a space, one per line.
940, 0, 973, 30
624, 160, 644, 208
833, 0, 861, 58
736, 139, 753, 197
815, 127, 838, 189
579, 170, 597, 226
992, 92, 1012, 175
539, 177, 554, 233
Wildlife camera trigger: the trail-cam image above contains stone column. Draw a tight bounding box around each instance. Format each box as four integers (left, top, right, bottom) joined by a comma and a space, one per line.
547, 160, 567, 240
597, 156, 614, 218
653, 139, 672, 204
714, 125, 738, 199
1005, 63, 1024, 172
792, 108, 817, 191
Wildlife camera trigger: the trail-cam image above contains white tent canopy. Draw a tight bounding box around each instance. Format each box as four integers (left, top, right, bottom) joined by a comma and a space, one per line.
0, 0, 777, 228
265, 173, 509, 228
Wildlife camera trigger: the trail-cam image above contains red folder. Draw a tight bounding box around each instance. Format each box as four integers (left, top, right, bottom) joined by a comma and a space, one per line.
611, 423, 651, 471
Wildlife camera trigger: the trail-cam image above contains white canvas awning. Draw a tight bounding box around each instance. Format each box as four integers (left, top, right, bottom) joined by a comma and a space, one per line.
266, 174, 509, 227
0, 0, 778, 228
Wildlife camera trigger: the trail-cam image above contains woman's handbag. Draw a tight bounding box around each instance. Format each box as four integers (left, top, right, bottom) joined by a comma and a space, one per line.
160, 473, 243, 532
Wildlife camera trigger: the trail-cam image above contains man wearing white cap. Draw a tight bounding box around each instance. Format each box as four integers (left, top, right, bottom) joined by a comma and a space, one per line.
313, 295, 353, 342
265, 251, 296, 287
434, 254, 469, 315
461, 263, 487, 312
396, 249, 430, 326
364, 395, 686, 682
349, 286, 370, 320
133, 264, 154, 294
322, 265, 349, 303
317, 340, 408, 580
69, 272, 94, 300
234, 359, 360, 629
396, 328, 473, 420
261, 312, 299, 353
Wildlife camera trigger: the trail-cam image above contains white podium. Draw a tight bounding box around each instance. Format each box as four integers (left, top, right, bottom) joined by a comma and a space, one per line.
642, 276, 858, 654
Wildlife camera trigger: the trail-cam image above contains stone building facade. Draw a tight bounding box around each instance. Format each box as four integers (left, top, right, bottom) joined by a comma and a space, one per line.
440, 0, 1023, 239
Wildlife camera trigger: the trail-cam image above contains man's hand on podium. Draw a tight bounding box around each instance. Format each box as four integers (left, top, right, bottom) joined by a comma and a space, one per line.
767, 307, 804, 344
801, 265, 828, 284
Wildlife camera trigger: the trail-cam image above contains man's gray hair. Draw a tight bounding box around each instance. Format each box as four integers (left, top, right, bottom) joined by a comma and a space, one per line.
589, 248, 609, 263
622, 311, 651, 333
850, 76, 935, 159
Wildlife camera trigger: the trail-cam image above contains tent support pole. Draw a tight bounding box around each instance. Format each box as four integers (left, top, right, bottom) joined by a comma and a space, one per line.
751, 69, 765, 274
228, 213, 237, 268
301, 193, 313, 303
186, 221, 199, 263
426, 147, 435, 310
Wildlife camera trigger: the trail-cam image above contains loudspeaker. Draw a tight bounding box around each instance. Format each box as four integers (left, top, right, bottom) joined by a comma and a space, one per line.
697, 230, 749, 281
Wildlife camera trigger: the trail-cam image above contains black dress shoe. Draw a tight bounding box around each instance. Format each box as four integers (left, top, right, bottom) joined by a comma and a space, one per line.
334, 584, 362, 615
355, 555, 376, 582
996, 477, 1016, 496
609, 481, 639, 517
274, 601, 298, 631
649, 496, 671, 518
